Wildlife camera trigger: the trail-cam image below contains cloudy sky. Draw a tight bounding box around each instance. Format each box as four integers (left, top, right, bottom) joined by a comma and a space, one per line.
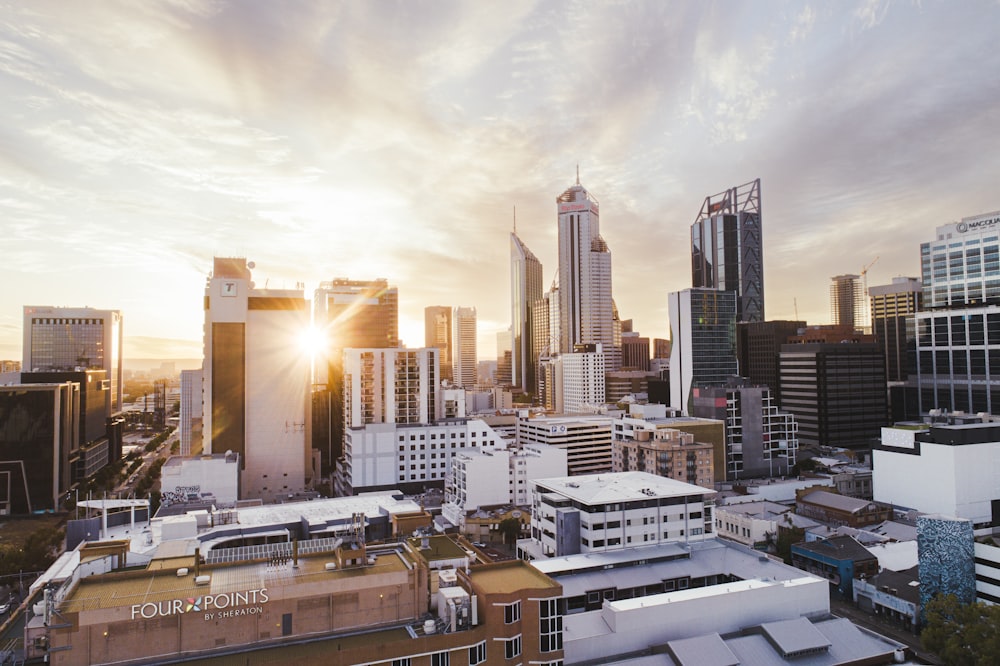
2, 0, 999, 364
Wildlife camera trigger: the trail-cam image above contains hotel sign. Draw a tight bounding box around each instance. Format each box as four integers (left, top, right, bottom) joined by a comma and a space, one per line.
957, 215, 1000, 233
558, 202, 599, 214
130, 588, 269, 621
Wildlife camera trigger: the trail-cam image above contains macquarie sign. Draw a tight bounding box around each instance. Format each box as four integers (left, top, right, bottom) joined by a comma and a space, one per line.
957, 213, 1000, 233
130, 588, 269, 621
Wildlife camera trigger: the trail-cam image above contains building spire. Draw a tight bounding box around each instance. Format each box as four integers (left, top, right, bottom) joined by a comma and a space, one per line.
576, 164, 580, 185
513, 204, 517, 234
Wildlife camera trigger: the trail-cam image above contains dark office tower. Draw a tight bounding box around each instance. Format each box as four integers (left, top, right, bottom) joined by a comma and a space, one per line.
511, 231, 544, 394
830, 274, 864, 330
313, 279, 399, 476
735, 320, 805, 401
869, 277, 922, 382
621, 332, 650, 371
425, 306, 453, 384
778, 342, 888, 451
691, 178, 764, 323
669, 288, 739, 416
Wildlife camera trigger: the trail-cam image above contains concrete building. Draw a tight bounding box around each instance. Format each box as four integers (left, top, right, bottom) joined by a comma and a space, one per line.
690, 178, 764, 323
668, 288, 738, 416
557, 176, 619, 371
612, 406, 714, 489
203, 257, 311, 502
873, 421, 1000, 529
516, 413, 613, 475
604, 370, 656, 404
830, 274, 866, 331
778, 341, 887, 450
343, 347, 440, 428
158, 452, 240, 509
714, 499, 792, 549
791, 535, 879, 598
424, 305, 453, 385
496, 330, 512, 387
179, 368, 202, 456
689, 378, 799, 480
337, 419, 506, 496
620, 332, 650, 371
453, 306, 477, 388
519, 471, 716, 559
561, 343, 605, 413
795, 489, 892, 528
22, 305, 123, 414
441, 444, 568, 528
870, 276, 922, 383
510, 230, 544, 394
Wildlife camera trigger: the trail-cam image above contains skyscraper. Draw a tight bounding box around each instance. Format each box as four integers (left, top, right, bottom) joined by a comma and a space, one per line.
557, 176, 617, 370
510, 231, 544, 394
869, 276, 922, 383
668, 288, 738, 416
452, 306, 477, 388
203, 257, 312, 501
424, 305, 453, 384
691, 178, 764, 323
313, 278, 399, 474
830, 274, 865, 330
22, 305, 123, 414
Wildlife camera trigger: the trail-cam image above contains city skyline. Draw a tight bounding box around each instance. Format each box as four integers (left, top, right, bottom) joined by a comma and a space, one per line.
2, 2, 1000, 363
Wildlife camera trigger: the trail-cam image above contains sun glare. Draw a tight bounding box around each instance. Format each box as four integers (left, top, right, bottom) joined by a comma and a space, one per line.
298, 326, 324, 356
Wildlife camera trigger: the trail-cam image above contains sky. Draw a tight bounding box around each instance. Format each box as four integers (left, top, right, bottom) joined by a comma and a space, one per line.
2, 0, 1000, 364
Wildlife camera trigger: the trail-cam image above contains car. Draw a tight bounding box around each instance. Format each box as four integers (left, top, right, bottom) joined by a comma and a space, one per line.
0, 601, 10, 615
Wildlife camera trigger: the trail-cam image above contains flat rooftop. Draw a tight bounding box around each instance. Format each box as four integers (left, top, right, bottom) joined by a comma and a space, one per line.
470, 560, 561, 595
534, 471, 715, 504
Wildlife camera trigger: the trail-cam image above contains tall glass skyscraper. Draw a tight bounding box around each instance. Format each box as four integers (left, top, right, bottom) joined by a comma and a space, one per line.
690, 178, 764, 323
510, 231, 543, 394
557, 176, 618, 371
668, 288, 738, 416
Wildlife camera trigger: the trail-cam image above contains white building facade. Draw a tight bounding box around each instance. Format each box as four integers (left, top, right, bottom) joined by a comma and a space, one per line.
343, 347, 440, 428
202, 257, 311, 502
452, 306, 477, 388
520, 471, 716, 559
561, 343, 606, 413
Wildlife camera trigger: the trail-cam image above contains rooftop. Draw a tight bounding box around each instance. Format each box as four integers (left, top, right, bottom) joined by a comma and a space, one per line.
534, 471, 715, 504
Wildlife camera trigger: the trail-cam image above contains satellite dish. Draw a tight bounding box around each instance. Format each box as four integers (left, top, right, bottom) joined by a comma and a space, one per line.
247, 261, 256, 269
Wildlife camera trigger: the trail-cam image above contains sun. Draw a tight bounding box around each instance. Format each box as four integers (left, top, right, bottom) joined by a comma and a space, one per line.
297, 326, 325, 357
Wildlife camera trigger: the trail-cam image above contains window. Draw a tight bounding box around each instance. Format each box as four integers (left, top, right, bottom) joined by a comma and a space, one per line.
504, 601, 521, 624
539, 598, 564, 652
502, 635, 522, 659
392, 660, 411, 666
468, 642, 486, 665
431, 652, 449, 666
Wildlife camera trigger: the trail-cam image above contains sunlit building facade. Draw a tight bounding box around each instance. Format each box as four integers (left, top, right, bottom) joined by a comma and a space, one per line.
511, 232, 544, 394
424, 305, 453, 384
453, 306, 477, 388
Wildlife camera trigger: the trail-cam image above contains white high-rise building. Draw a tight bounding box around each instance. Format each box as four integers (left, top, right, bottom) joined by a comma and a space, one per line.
202, 257, 312, 502
561, 343, 606, 414
22, 305, 123, 414
556, 176, 618, 371
343, 347, 440, 427
511, 231, 544, 393
452, 306, 477, 388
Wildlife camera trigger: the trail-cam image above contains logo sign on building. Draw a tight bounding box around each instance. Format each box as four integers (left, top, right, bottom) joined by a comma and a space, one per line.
956, 214, 1000, 233
130, 588, 269, 621
558, 202, 599, 214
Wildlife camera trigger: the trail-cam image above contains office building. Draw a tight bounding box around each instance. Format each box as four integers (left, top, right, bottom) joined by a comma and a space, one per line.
343, 347, 440, 428
668, 288, 738, 416
516, 413, 613, 475
620, 331, 650, 371
453, 306, 477, 388
520, 471, 716, 559
557, 176, 618, 369
873, 420, 1000, 529
604, 370, 657, 404
337, 418, 506, 496
511, 231, 544, 393
689, 378, 798, 480
496, 330, 512, 386
869, 277, 922, 382
313, 278, 399, 474
735, 319, 805, 401
778, 341, 887, 450
424, 305, 453, 384
561, 343, 605, 413
690, 178, 764, 322
179, 368, 202, 456
22, 305, 123, 414
830, 274, 865, 330
203, 257, 311, 502
915, 211, 1000, 415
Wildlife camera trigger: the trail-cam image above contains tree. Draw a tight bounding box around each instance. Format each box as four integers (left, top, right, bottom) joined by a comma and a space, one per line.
497, 518, 523, 546
922, 593, 1000, 664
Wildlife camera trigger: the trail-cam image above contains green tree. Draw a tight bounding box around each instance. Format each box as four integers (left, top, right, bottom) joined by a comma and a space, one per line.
922, 593, 1000, 664
497, 518, 523, 546
774, 522, 804, 565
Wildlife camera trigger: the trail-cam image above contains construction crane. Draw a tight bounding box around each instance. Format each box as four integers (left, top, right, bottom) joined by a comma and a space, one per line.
861, 256, 879, 331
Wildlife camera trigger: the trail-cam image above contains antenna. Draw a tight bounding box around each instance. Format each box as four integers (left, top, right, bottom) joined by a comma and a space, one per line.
576, 164, 580, 185
513, 204, 516, 234
794, 298, 799, 320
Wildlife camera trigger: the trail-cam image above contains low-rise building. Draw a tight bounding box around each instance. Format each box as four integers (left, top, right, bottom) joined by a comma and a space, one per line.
714, 500, 792, 549
516, 413, 614, 475
795, 488, 892, 528
852, 566, 921, 632
791, 535, 879, 598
